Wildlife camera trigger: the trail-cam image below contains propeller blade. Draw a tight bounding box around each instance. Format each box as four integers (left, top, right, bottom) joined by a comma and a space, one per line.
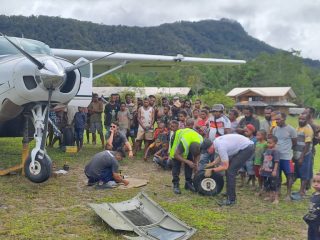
65, 52, 115, 73
0, 33, 45, 70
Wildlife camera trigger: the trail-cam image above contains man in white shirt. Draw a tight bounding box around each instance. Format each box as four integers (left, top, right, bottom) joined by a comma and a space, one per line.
201, 134, 254, 206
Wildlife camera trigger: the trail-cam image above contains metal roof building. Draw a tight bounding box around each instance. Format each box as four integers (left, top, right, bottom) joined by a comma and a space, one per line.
227, 87, 297, 115
227, 87, 296, 98
92, 87, 191, 98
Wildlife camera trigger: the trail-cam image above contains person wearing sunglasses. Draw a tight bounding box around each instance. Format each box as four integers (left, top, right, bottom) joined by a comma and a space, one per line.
105, 121, 133, 158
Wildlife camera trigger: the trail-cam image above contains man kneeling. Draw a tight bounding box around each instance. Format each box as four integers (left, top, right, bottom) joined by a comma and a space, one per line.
84, 150, 129, 188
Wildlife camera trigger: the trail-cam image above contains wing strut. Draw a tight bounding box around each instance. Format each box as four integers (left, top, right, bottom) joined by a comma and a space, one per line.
92, 61, 128, 81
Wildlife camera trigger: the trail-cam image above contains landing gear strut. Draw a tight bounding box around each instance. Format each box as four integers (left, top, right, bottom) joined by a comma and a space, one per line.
24, 104, 52, 183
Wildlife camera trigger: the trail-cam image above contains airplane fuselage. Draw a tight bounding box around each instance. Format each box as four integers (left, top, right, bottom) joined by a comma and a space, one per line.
0, 54, 81, 123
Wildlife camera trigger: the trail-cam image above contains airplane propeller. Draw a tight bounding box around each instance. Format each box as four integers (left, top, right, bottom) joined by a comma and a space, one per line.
0, 33, 46, 70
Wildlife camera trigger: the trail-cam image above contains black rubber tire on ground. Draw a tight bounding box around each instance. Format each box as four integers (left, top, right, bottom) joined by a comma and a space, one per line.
24, 154, 52, 183
193, 170, 224, 196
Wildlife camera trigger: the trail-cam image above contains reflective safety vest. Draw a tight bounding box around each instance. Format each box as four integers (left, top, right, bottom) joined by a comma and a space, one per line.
169, 128, 203, 158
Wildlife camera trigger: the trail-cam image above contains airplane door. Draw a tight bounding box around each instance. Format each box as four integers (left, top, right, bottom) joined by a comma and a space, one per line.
68, 57, 93, 107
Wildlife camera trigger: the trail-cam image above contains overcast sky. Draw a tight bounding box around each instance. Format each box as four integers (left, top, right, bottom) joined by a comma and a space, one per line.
2, 0, 320, 60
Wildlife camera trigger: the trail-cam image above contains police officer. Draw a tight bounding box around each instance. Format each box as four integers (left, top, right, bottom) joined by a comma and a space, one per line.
170, 118, 203, 194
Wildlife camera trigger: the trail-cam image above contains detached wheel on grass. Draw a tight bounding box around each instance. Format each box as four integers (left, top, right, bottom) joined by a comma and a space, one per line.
193, 170, 224, 196
24, 154, 52, 183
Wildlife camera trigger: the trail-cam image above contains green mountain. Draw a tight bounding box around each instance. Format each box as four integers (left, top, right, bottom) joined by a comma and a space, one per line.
0, 15, 277, 58
1, 15, 319, 66
1, 15, 320, 108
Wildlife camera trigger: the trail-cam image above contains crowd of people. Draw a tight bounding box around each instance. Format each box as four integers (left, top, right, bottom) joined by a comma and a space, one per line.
47, 92, 320, 237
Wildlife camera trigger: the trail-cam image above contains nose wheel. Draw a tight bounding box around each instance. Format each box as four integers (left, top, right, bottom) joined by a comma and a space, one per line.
24, 154, 52, 183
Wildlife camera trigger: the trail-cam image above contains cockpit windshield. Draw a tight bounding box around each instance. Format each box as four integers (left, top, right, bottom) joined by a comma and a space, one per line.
0, 37, 52, 56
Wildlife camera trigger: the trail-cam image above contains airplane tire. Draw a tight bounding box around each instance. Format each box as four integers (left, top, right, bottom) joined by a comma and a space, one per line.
193, 170, 224, 196
24, 154, 52, 183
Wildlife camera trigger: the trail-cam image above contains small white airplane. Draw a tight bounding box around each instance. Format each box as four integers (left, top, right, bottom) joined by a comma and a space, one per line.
0, 34, 245, 183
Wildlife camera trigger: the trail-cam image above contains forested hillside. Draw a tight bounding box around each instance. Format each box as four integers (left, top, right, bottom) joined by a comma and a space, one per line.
1, 15, 320, 108
0, 15, 277, 58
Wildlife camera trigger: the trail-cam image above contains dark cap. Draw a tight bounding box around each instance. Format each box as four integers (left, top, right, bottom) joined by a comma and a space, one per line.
210, 104, 224, 112
200, 138, 213, 154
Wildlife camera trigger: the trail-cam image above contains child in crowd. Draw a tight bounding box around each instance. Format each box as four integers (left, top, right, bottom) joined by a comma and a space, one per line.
254, 130, 268, 193
144, 121, 168, 160
260, 135, 280, 204
194, 109, 208, 137
159, 105, 171, 128
117, 102, 131, 136
229, 109, 239, 133
304, 172, 320, 240
153, 142, 170, 169
73, 107, 87, 151
154, 121, 169, 141
178, 110, 187, 129
240, 124, 257, 187
269, 111, 279, 137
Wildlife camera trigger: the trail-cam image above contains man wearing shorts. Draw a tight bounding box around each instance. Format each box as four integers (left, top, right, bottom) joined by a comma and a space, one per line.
135, 97, 155, 157
88, 93, 104, 148
292, 114, 314, 200
84, 150, 129, 187
272, 112, 297, 200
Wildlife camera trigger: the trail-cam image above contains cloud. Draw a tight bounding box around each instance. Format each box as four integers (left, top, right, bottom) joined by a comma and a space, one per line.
1, 0, 320, 59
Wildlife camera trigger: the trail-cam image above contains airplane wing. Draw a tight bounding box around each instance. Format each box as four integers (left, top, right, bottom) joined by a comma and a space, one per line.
52, 48, 245, 107
52, 49, 246, 74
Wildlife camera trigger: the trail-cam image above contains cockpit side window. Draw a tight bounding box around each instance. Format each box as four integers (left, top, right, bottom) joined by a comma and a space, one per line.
0, 37, 52, 56
19, 39, 52, 55
0, 38, 19, 55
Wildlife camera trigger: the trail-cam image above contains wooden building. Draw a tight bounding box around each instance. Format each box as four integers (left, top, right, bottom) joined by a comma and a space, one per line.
226, 87, 297, 115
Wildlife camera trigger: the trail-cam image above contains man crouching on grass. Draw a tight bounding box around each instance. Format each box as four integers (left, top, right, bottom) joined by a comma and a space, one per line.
84, 150, 129, 188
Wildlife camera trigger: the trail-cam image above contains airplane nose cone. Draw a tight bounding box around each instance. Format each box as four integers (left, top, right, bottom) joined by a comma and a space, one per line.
39, 59, 66, 89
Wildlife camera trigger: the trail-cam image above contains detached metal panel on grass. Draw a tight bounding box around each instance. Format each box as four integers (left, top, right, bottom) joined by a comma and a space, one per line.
89, 192, 196, 240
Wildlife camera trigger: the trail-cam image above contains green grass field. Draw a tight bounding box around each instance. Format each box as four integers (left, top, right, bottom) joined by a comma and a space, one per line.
0, 116, 317, 239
